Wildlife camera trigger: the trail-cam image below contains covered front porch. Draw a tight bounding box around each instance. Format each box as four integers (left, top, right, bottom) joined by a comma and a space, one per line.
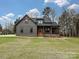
37, 26, 59, 37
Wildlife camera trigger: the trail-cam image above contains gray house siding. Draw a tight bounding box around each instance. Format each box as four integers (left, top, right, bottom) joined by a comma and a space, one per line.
16, 18, 37, 36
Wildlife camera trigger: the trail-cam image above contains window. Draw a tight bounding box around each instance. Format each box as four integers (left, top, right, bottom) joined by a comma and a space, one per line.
44, 27, 50, 34
20, 29, 23, 33
25, 19, 28, 23
30, 28, 33, 33
38, 20, 43, 24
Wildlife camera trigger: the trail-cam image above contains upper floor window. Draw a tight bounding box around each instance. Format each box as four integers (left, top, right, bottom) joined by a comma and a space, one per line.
38, 20, 43, 24
25, 19, 28, 23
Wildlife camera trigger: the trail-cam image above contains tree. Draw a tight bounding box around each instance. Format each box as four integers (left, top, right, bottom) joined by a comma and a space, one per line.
8, 21, 14, 33
4, 20, 14, 34
59, 10, 69, 36
59, 9, 79, 37
74, 14, 79, 36
15, 17, 21, 24
14, 17, 21, 33
0, 24, 2, 32
43, 7, 55, 22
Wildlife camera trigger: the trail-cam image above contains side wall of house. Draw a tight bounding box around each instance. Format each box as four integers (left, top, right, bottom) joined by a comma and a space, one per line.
16, 19, 37, 36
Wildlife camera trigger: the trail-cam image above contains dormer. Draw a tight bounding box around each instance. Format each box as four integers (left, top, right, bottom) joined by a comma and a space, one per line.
36, 18, 44, 24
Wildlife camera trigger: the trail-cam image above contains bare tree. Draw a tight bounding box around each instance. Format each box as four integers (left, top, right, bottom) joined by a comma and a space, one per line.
14, 17, 21, 33
43, 7, 55, 22
0, 24, 2, 34
59, 9, 79, 37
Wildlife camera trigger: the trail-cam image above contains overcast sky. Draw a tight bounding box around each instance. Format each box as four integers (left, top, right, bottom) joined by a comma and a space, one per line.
0, 0, 79, 28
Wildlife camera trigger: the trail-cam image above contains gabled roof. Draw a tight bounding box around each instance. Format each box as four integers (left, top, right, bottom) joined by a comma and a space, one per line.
15, 14, 58, 27
15, 15, 36, 27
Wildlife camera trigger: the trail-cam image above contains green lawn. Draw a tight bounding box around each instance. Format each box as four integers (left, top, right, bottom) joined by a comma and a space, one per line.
0, 37, 16, 44
0, 36, 79, 59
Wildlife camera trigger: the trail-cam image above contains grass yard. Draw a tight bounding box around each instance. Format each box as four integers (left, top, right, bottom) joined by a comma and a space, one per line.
0, 37, 16, 44
0, 36, 79, 59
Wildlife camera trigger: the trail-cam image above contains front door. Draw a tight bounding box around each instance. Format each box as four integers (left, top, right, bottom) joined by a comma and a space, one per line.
37, 26, 43, 36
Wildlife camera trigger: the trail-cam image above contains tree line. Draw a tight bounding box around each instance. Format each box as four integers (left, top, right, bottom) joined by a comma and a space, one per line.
59, 9, 79, 37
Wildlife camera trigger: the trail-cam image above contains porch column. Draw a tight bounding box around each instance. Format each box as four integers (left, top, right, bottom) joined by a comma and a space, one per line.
50, 26, 52, 36
43, 26, 44, 36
